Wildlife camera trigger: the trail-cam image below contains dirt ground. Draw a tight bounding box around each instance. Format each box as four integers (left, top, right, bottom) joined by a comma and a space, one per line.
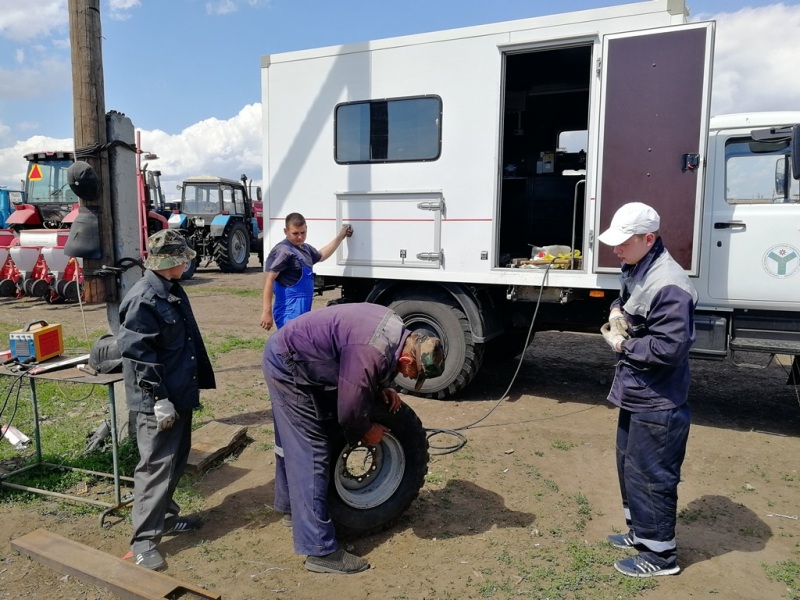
2, 257, 800, 600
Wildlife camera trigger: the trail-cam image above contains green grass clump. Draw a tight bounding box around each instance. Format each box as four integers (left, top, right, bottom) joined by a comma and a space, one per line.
764, 559, 800, 599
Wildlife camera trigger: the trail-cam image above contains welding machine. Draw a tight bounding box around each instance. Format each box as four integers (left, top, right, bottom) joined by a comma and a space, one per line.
9, 320, 64, 362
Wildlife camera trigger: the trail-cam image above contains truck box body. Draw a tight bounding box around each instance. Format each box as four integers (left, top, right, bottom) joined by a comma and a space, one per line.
260, 0, 800, 398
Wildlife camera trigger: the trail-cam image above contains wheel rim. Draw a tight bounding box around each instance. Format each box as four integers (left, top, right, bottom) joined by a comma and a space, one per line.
333, 432, 406, 510
231, 228, 248, 264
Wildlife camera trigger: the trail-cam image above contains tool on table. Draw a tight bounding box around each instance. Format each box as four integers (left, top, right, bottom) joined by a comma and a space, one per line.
27, 354, 91, 376
77, 363, 98, 376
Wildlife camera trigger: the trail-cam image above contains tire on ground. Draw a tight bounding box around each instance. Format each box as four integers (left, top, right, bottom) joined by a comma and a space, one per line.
388, 293, 483, 399
215, 221, 250, 273
327, 401, 428, 539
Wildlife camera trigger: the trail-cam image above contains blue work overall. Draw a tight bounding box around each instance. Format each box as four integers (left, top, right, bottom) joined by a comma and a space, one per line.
273, 243, 314, 329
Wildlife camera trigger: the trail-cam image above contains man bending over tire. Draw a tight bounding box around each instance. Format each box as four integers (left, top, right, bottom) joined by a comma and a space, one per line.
261, 303, 444, 574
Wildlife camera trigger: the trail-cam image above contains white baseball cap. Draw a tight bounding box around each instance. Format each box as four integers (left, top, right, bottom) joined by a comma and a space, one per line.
598, 202, 661, 246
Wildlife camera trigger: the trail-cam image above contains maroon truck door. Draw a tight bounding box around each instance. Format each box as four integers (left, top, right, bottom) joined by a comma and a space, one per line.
595, 22, 715, 273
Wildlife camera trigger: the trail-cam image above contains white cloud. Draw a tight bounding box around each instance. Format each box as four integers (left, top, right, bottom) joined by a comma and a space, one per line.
108, 0, 141, 20
0, 135, 74, 191
144, 103, 263, 198
701, 5, 800, 115
205, 0, 270, 16
0, 104, 263, 193
0, 0, 67, 42
0, 55, 72, 102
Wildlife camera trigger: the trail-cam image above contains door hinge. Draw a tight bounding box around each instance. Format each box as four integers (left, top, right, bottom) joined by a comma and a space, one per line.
595, 57, 602, 77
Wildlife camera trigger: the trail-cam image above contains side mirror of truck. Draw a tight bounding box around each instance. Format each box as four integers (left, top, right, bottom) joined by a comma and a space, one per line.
792, 124, 800, 181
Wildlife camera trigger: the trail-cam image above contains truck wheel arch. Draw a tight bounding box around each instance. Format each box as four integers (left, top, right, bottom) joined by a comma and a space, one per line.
366, 281, 489, 343
366, 281, 491, 399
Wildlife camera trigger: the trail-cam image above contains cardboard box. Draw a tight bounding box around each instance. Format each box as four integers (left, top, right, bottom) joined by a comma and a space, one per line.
9, 321, 64, 362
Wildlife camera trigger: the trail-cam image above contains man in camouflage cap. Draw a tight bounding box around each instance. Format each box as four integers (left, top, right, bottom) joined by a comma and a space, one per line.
144, 229, 197, 271
410, 333, 444, 391
116, 229, 214, 571
261, 303, 444, 574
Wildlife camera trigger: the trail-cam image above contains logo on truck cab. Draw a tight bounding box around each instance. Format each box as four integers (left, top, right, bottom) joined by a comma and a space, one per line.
762, 244, 800, 278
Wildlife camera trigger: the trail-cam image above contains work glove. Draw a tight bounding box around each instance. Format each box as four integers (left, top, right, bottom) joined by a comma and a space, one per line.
600, 322, 626, 353
608, 311, 630, 339
154, 399, 178, 431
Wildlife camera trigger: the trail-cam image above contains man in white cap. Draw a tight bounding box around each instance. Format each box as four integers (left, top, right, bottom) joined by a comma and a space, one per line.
597, 202, 698, 578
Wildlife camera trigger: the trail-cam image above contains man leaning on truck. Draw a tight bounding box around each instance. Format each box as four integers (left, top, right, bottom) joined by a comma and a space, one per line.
259, 213, 352, 330
597, 202, 698, 578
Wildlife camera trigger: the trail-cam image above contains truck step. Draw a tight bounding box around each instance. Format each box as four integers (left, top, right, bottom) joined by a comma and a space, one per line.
729, 337, 800, 355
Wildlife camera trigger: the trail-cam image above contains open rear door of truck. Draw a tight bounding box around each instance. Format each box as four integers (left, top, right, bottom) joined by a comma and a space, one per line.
595, 21, 715, 274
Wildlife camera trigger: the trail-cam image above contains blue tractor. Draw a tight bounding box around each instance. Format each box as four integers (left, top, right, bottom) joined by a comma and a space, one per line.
169, 175, 261, 279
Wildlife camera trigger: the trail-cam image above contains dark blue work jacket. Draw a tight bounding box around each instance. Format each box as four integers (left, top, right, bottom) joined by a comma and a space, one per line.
117, 269, 215, 412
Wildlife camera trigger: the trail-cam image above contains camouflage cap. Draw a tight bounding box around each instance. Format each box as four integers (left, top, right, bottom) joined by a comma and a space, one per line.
144, 229, 196, 271
412, 334, 445, 391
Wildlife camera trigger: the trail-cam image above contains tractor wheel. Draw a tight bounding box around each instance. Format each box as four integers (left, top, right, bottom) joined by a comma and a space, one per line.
181, 255, 198, 280
388, 292, 484, 399
215, 221, 250, 273
327, 401, 428, 539
181, 240, 198, 280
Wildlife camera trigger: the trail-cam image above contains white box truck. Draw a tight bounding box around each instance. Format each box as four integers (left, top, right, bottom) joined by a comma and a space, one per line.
260, 0, 800, 399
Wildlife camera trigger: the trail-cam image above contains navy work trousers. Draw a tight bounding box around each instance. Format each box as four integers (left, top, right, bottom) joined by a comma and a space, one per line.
262, 341, 338, 557
616, 404, 690, 561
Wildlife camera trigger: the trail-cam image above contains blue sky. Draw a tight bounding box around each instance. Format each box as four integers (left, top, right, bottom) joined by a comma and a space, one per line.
1, 0, 799, 195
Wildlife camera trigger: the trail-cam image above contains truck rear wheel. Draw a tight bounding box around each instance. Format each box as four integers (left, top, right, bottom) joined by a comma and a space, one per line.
328, 401, 428, 539
388, 293, 483, 399
215, 221, 250, 273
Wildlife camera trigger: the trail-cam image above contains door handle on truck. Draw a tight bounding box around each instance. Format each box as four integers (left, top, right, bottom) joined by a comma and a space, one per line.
714, 221, 746, 230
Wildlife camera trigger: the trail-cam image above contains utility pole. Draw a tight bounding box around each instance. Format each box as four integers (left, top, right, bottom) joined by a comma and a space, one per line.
68, 0, 115, 303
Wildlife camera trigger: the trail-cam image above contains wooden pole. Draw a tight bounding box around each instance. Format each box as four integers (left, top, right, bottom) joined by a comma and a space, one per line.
68, 0, 115, 303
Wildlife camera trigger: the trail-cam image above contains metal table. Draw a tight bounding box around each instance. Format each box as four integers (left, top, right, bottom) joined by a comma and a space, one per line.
0, 364, 133, 526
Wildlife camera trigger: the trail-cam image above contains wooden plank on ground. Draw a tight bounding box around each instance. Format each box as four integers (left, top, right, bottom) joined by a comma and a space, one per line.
11, 529, 221, 600
185, 421, 248, 474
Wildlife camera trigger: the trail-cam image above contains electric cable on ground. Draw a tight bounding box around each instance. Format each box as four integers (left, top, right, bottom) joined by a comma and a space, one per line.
425, 263, 554, 455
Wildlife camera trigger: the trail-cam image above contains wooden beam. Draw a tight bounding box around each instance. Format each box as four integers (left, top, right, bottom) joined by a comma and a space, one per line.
12, 529, 221, 600
186, 421, 248, 474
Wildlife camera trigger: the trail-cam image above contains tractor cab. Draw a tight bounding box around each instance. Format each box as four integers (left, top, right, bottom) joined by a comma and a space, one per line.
8, 151, 80, 230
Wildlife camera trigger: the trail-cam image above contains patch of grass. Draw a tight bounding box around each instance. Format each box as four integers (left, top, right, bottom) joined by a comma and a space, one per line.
186, 286, 261, 299
425, 472, 444, 485
205, 334, 265, 358
678, 507, 706, 523
763, 559, 800, 599
551, 438, 575, 451
253, 441, 274, 452
572, 491, 594, 533
544, 479, 560, 493
519, 543, 657, 599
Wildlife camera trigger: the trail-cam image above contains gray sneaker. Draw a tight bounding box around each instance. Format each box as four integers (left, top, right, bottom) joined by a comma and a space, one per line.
163, 515, 203, 536
305, 549, 370, 574
135, 548, 166, 571
281, 513, 292, 528
614, 554, 680, 578
606, 532, 635, 549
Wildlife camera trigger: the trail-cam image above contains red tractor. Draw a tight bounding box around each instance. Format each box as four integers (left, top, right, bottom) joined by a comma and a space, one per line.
5, 146, 167, 302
